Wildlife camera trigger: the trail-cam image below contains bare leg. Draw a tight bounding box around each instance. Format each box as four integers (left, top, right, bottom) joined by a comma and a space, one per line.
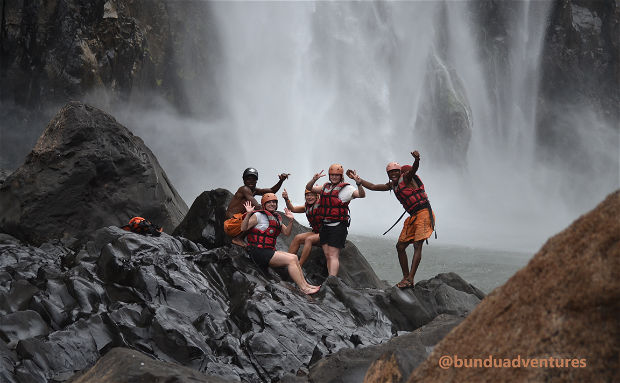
396, 241, 412, 279
299, 233, 320, 267
407, 240, 424, 282
322, 243, 341, 277
232, 231, 248, 248
269, 251, 320, 294
288, 231, 313, 255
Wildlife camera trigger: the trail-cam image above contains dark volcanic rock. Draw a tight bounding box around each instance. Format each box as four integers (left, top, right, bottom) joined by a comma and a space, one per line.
0, 101, 188, 245
172, 189, 234, 249
67, 347, 236, 383
407, 190, 620, 383
305, 314, 463, 383
0, 223, 483, 383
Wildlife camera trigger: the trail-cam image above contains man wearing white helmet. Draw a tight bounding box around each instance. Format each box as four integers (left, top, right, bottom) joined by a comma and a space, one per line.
347, 150, 435, 289
224, 167, 290, 247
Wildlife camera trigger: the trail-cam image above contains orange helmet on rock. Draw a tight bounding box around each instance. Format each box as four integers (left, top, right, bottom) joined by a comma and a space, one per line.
261, 193, 278, 206
386, 162, 401, 173
329, 164, 344, 175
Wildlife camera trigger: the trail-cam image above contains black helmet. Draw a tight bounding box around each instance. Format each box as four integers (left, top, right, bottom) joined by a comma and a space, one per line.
243, 167, 259, 180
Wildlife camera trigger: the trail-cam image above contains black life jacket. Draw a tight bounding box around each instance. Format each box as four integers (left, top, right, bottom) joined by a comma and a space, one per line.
247, 210, 282, 250
305, 202, 322, 233
318, 182, 350, 222
392, 174, 430, 215
121, 217, 163, 237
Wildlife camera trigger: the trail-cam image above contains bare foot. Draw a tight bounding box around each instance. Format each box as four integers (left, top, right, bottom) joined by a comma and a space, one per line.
232, 238, 247, 248
301, 285, 321, 295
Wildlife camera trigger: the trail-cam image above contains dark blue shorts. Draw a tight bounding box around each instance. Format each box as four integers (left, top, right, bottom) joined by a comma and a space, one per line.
319, 222, 348, 249
247, 246, 275, 268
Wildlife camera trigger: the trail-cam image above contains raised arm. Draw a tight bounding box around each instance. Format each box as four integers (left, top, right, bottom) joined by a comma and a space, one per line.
280, 208, 295, 236
241, 186, 262, 209
282, 189, 306, 213
240, 201, 258, 231
404, 151, 421, 183
256, 173, 290, 195
348, 170, 366, 199
306, 170, 325, 194
346, 169, 390, 191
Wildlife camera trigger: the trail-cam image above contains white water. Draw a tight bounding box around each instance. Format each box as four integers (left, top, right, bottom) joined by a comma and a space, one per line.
117, 1, 618, 257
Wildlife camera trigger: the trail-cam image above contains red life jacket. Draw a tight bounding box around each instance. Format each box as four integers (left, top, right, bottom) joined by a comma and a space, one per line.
121, 217, 163, 237
305, 202, 322, 233
392, 174, 430, 215
247, 210, 282, 250
318, 182, 350, 222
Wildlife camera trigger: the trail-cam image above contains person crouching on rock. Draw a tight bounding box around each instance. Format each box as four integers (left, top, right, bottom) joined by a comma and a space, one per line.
240, 193, 321, 295
347, 150, 435, 289
281, 188, 322, 267
224, 167, 289, 247
306, 164, 365, 277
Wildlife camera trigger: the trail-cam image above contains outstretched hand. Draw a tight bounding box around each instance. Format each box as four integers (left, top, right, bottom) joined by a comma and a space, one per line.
279, 173, 291, 181
349, 169, 361, 185
284, 207, 294, 220
411, 150, 420, 160
282, 188, 289, 200
346, 169, 356, 179
243, 201, 255, 213
313, 170, 325, 181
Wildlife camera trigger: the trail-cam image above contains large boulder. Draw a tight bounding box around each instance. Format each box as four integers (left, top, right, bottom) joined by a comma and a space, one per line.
406, 189, 620, 383
0, 101, 188, 246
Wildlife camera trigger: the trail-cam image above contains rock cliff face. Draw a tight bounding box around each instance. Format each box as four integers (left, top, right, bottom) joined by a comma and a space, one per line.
402, 190, 620, 383
1, 0, 221, 168
0, 101, 188, 245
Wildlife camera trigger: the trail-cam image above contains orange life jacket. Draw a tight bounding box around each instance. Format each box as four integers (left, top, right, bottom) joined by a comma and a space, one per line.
121, 217, 163, 237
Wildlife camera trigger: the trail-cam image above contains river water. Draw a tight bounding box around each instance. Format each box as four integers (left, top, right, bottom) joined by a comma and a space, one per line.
349, 234, 532, 294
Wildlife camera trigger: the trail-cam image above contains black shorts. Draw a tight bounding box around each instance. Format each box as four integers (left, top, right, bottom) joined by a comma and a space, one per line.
247, 246, 275, 268
319, 222, 348, 249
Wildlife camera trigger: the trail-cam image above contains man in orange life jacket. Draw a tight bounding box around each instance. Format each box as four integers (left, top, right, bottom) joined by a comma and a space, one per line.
240, 193, 321, 295
306, 164, 365, 277
224, 168, 289, 247
281, 188, 321, 267
348, 150, 435, 289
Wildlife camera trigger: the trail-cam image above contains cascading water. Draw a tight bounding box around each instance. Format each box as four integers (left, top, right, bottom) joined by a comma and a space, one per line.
121, 1, 616, 254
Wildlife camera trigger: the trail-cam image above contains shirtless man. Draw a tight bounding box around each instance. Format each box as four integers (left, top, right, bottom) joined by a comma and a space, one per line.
224, 167, 289, 247
347, 150, 435, 288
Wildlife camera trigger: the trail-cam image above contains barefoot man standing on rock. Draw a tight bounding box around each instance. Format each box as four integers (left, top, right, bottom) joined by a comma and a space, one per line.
348, 150, 435, 289
224, 168, 289, 247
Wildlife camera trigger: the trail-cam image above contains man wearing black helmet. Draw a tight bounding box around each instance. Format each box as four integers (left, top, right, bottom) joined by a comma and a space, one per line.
224, 168, 290, 247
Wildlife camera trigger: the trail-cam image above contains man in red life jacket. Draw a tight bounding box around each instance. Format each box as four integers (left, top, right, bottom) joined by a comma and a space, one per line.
282, 188, 321, 266
240, 193, 320, 295
347, 150, 435, 289
306, 164, 365, 277
224, 167, 290, 247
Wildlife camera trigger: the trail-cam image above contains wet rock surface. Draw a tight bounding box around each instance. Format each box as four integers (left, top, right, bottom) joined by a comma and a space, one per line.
0, 225, 483, 382
0, 102, 188, 246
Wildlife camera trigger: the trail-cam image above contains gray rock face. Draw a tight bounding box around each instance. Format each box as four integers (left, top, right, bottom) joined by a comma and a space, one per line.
415, 47, 473, 170
0, 101, 188, 245
0, 0, 222, 168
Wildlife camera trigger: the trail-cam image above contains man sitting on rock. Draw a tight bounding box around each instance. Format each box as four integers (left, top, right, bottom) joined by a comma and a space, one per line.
224, 167, 289, 247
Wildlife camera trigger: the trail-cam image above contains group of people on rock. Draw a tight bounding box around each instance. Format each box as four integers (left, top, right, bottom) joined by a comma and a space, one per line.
223, 150, 435, 295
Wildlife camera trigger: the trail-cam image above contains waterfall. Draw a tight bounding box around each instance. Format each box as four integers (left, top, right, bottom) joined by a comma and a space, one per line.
122, 1, 615, 253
